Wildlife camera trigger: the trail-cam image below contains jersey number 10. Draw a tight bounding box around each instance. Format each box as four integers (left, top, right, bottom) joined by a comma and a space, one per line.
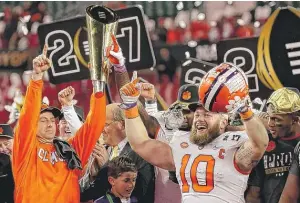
180, 154, 215, 193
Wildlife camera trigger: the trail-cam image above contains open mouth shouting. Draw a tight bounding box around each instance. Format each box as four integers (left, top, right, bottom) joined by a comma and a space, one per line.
195, 121, 207, 133
64, 127, 72, 136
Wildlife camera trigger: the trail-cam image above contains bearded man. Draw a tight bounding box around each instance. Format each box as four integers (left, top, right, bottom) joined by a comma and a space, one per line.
119, 63, 269, 202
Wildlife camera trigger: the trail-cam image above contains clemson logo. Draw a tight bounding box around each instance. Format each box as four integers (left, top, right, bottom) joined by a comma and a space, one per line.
215, 63, 230, 72
218, 148, 225, 159
180, 142, 189, 149
0, 127, 3, 134
41, 103, 48, 109
266, 141, 276, 152
182, 91, 191, 101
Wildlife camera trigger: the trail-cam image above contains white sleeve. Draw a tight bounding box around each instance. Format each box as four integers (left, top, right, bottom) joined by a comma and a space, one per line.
145, 101, 158, 116
62, 105, 83, 136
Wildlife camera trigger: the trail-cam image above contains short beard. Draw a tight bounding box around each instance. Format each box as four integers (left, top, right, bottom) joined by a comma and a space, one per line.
190, 122, 221, 147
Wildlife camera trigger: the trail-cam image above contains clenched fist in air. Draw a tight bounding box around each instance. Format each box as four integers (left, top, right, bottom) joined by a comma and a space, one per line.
58, 86, 75, 107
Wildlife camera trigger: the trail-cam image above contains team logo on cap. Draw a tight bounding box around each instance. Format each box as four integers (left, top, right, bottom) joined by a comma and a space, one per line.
41, 103, 48, 110
182, 91, 191, 101
0, 127, 3, 134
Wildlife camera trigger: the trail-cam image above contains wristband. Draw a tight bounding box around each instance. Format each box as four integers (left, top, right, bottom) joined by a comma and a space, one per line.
124, 106, 139, 119
114, 64, 127, 73
145, 101, 158, 115
145, 98, 157, 104
239, 109, 254, 121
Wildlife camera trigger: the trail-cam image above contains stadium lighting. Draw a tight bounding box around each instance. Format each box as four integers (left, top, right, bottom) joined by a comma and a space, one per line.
194, 1, 202, 7
176, 2, 184, 11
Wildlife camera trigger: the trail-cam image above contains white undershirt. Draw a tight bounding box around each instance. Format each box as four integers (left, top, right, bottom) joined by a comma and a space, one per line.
120, 198, 130, 203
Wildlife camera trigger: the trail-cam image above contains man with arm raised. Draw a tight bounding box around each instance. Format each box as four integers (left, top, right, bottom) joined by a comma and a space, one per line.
12, 45, 106, 203
120, 63, 268, 202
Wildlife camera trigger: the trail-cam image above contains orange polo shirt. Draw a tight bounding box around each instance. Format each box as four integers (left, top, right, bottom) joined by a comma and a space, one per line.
12, 79, 106, 203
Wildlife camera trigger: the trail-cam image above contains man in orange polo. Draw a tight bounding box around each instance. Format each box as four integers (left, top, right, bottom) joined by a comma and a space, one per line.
12, 45, 106, 203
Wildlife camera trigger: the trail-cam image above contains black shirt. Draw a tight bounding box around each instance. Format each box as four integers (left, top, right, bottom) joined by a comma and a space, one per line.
248, 134, 294, 203
0, 154, 14, 203
280, 133, 300, 148
94, 191, 138, 203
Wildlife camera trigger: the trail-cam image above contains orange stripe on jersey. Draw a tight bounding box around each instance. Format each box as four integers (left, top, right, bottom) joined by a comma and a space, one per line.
154, 126, 160, 140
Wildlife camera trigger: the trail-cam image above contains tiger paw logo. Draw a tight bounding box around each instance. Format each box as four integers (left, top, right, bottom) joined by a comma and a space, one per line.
0, 127, 3, 134
225, 96, 242, 112
218, 148, 225, 159
182, 91, 191, 101
266, 141, 276, 152
180, 142, 189, 149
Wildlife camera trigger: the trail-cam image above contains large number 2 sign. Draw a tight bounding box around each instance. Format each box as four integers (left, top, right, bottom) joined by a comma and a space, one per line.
180, 154, 215, 193
45, 30, 81, 77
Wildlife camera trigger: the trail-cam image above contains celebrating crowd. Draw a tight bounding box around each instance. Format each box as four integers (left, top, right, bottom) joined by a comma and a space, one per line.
0, 34, 300, 203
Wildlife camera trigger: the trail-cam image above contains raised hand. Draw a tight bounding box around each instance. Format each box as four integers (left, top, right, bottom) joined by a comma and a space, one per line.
140, 82, 156, 101
119, 71, 141, 109
32, 45, 51, 80
58, 86, 75, 106
107, 35, 125, 71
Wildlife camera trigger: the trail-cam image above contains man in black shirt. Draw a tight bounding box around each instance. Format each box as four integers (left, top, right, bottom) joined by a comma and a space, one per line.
246, 87, 300, 203
0, 124, 14, 203
246, 134, 294, 203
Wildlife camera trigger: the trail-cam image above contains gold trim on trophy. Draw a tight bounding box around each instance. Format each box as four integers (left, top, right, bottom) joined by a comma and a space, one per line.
85, 5, 119, 93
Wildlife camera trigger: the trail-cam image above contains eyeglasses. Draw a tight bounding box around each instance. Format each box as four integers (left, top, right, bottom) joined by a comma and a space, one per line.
104, 121, 116, 129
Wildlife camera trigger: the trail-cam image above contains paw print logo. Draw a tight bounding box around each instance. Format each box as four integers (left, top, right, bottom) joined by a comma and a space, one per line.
225, 96, 243, 112
266, 141, 276, 152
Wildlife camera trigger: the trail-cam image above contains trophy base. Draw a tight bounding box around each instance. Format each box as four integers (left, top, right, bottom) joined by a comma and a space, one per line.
92, 80, 105, 94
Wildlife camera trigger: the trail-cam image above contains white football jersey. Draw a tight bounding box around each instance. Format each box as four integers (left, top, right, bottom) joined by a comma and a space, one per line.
169, 131, 250, 203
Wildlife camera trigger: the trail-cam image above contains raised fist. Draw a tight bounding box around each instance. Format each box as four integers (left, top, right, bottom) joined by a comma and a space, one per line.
58, 86, 75, 106
140, 83, 156, 101
33, 44, 51, 75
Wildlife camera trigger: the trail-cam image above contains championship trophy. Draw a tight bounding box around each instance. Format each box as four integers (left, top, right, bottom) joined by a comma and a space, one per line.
86, 5, 119, 93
